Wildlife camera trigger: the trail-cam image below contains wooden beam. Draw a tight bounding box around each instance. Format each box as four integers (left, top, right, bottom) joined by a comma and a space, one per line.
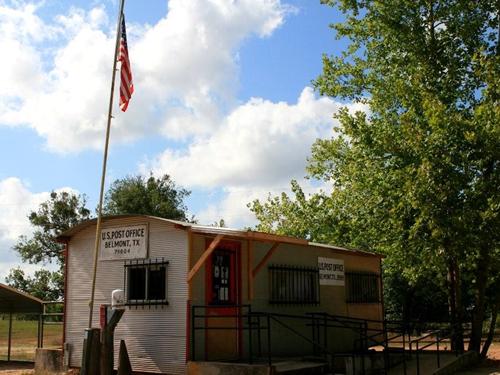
186, 234, 224, 283
189, 227, 308, 246
187, 228, 193, 300
247, 240, 254, 301
252, 242, 280, 278
246, 231, 308, 246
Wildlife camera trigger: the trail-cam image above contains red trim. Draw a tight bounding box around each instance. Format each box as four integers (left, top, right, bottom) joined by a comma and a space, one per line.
204, 240, 240, 309
236, 247, 243, 358
204, 239, 242, 360
185, 299, 191, 362
62, 241, 69, 348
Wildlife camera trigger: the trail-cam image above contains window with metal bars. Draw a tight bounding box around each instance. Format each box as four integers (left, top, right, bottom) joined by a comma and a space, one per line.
124, 258, 169, 306
346, 272, 380, 303
269, 264, 319, 305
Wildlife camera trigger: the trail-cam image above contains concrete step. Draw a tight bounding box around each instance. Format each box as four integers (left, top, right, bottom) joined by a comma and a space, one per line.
274, 360, 329, 374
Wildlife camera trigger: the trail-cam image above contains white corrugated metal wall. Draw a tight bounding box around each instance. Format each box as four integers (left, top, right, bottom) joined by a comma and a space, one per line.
65, 217, 188, 374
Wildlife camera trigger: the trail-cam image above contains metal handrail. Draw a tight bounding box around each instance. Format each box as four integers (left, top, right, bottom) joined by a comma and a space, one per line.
191, 305, 464, 375
409, 329, 454, 375
191, 305, 361, 373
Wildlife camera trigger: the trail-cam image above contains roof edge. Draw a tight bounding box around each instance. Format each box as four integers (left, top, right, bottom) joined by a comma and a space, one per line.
0, 282, 45, 304
57, 214, 382, 258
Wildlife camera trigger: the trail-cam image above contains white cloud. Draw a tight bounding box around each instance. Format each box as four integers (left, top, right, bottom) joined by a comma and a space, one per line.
195, 180, 332, 229
148, 87, 346, 189
0, 177, 77, 281
0, 0, 290, 152
0, 177, 50, 241
146, 87, 365, 228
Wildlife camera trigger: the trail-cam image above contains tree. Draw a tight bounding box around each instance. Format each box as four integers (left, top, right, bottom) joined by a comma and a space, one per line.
5, 268, 63, 301
8, 174, 192, 301
251, 0, 499, 354
8, 191, 91, 300
103, 174, 193, 221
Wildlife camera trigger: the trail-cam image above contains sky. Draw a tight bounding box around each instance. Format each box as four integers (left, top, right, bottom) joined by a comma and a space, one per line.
0, 0, 359, 280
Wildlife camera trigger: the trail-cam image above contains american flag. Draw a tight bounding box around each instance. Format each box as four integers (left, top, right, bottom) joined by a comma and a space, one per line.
118, 14, 133, 112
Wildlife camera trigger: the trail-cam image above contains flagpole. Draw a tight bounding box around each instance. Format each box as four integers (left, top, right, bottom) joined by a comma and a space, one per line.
88, 0, 126, 329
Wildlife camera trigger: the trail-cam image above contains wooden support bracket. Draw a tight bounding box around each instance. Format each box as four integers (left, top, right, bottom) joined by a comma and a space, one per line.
186, 234, 224, 282
252, 242, 280, 278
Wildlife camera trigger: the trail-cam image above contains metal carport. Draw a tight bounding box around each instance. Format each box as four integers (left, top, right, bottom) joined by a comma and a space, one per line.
0, 283, 43, 361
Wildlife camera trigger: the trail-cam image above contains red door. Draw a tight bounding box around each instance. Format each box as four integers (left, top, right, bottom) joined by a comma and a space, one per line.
205, 240, 241, 360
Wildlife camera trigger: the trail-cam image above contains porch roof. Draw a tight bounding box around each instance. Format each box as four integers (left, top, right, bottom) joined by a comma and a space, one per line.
0, 283, 43, 314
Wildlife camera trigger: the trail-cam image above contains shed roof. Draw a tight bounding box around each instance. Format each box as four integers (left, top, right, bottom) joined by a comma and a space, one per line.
57, 214, 383, 259
0, 283, 43, 314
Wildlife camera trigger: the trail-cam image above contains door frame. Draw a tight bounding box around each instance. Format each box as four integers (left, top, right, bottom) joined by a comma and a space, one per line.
204, 239, 242, 360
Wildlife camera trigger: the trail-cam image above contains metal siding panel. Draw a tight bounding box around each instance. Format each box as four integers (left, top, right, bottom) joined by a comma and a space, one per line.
65, 217, 188, 374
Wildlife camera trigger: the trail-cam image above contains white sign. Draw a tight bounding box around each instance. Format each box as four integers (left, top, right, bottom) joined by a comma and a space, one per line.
318, 257, 345, 286
100, 224, 148, 261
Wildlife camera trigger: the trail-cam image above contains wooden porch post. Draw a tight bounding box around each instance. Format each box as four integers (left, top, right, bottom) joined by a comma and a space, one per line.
248, 240, 254, 301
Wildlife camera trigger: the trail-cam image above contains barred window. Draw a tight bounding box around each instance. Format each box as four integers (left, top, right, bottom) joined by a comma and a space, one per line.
269, 265, 319, 305
125, 258, 169, 306
346, 272, 380, 303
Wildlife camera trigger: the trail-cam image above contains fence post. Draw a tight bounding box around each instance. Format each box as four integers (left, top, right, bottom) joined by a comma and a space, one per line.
267, 314, 272, 367
257, 314, 262, 357
323, 314, 327, 352
40, 313, 45, 348
364, 321, 368, 350
7, 312, 12, 361
360, 323, 366, 375
383, 320, 389, 374
403, 332, 407, 375
248, 308, 253, 364
80, 328, 101, 375
416, 341, 420, 375
311, 314, 316, 355
436, 331, 440, 368
191, 305, 196, 361
37, 313, 41, 348
101, 307, 125, 375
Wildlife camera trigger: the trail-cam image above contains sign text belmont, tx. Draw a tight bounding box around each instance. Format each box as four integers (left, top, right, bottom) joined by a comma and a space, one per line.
318, 257, 345, 286
100, 224, 148, 260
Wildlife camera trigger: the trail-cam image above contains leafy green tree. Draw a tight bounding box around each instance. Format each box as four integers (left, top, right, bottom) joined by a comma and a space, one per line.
7, 174, 192, 301
103, 174, 193, 221
251, 0, 499, 353
7, 191, 91, 300
5, 268, 63, 301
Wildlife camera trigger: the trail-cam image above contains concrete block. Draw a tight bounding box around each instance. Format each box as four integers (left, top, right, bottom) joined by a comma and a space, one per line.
188, 361, 274, 375
35, 348, 64, 374
433, 351, 479, 375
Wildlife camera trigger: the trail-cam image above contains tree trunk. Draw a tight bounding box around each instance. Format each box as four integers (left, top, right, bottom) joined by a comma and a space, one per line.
480, 299, 500, 358
468, 244, 491, 352
448, 258, 464, 352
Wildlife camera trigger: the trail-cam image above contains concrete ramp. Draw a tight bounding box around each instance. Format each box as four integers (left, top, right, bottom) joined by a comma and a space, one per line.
188, 360, 328, 375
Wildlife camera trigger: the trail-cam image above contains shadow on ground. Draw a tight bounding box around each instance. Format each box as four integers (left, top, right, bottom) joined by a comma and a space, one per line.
0, 362, 33, 370
457, 359, 500, 374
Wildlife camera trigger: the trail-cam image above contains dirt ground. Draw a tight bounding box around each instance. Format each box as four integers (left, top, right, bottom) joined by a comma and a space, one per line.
0, 362, 78, 375
1, 345, 500, 374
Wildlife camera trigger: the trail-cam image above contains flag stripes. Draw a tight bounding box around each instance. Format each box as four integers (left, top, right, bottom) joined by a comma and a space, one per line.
118, 14, 133, 112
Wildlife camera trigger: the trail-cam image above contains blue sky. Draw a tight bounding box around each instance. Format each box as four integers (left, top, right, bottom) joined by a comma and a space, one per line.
0, 0, 359, 279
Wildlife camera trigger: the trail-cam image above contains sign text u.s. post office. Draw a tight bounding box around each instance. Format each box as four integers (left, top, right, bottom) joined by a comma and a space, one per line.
318, 257, 345, 286
100, 224, 148, 261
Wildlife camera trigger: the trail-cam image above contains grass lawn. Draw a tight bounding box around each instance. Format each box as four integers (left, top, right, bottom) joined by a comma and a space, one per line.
0, 317, 62, 362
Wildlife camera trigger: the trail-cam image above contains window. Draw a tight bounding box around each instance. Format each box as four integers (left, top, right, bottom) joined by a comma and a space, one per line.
209, 250, 235, 305
269, 265, 319, 305
346, 272, 380, 303
125, 258, 169, 306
